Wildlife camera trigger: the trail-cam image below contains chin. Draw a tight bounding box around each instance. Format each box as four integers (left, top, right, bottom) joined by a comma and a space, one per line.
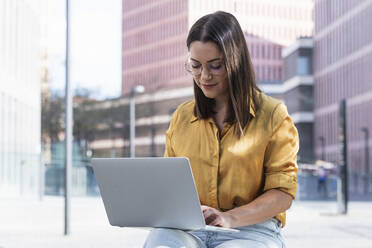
201, 91, 216, 99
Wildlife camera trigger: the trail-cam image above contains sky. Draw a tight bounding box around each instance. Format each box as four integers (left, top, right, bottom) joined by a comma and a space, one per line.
48, 0, 122, 99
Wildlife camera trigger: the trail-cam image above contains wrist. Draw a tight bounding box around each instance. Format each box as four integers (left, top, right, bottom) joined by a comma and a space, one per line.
225, 210, 239, 228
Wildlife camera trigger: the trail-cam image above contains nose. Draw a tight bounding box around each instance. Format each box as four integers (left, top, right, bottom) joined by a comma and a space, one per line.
200, 65, 212, 81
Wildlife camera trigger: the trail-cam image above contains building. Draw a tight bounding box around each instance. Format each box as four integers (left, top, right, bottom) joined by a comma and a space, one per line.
44, 141, 89, 196
85, 88, 194, 158
122, 0, 314, 97
189, 0, 313, 98
0, 0, 45, 196
244, 32, 284, 99
87, 0, 314, 159
314, 0, 372, 196
122, 0, 189, 94
282, 37, 314, 163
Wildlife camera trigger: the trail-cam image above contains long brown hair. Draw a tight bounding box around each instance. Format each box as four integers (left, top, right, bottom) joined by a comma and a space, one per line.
187, 11, 261, 137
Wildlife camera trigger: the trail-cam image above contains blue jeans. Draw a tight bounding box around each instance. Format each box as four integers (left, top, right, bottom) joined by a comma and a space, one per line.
143, 218, 286, 248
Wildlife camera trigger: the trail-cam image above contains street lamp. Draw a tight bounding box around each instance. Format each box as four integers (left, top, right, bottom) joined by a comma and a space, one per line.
130, 85, 145, 157
64, 0, 72, 236
361, 127, 370, 194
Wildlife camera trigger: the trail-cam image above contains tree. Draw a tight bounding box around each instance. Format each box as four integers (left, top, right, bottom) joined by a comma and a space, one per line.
41, 91, 64, 143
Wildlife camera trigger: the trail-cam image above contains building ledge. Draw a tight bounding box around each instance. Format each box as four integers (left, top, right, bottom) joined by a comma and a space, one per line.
282, 38, 313, 58
283, 75, 313, 92
291, 111, 314, 124
260, 84, 284, 95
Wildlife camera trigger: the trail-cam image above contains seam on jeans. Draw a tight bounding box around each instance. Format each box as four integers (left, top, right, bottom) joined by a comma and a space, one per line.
210, 232, 217, 243
205, 232, 211, 244
189, 233, 206, 248
276, 229, 285, 248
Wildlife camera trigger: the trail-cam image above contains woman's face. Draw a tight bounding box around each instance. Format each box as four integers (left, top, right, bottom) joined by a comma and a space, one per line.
189, 41, 229, 103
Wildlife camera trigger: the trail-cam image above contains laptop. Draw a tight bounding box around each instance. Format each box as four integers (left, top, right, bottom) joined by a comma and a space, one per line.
91, 157, 239, 233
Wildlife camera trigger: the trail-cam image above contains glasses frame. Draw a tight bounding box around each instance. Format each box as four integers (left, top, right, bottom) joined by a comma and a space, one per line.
184, 57, 226, 76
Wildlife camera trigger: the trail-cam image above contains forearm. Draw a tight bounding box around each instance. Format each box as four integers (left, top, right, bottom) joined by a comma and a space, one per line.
226, 189, 293, 228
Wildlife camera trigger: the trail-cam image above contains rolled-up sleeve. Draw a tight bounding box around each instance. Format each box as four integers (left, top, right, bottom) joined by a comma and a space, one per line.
263, 103, 299, 199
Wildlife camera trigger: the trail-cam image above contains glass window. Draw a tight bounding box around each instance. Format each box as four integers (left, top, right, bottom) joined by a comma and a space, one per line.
0, 93, 3, 182
297, 56, 310, 75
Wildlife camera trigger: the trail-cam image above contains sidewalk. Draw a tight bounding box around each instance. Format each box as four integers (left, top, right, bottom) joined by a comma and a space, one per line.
0, 196, 371, 248
285, 201, 372, 248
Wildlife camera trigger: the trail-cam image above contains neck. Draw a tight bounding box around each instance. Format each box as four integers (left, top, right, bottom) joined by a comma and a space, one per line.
214, 96, 229, 124
214, 95, 229, 112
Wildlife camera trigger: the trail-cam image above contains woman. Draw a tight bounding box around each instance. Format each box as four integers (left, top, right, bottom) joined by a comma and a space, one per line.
144, 11, 298, 248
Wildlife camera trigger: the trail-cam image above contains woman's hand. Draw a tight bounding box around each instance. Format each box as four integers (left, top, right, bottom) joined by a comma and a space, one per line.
201, 190, 293, 228
201, 205, 235, 228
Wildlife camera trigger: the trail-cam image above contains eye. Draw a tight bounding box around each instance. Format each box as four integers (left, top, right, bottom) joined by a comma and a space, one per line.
191, 64, 201, 69
209, 63, 223, 70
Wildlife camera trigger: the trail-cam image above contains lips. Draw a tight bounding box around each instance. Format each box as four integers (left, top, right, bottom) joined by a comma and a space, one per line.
201, 83, 217, 88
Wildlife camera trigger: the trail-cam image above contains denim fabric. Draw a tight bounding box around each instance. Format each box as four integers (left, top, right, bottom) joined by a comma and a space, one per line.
143, 218, 285, 248
143, 228, 206, 248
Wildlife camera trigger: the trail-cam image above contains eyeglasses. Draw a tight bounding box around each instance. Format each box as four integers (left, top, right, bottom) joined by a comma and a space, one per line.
184, 58, 226, 76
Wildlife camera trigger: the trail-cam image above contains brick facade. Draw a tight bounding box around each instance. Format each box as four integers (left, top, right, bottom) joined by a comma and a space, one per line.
314, 0, 372, 195
122, 0, 189, 94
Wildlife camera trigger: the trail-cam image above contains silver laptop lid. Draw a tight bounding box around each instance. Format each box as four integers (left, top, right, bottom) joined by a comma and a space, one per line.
91, 157, 206, 230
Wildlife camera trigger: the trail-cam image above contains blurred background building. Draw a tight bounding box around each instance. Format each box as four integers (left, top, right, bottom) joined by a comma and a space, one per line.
122, 0, 313, 97
87, 0, 314, 160
188, 0, 313, 97
1, 0, 371, 200
84, 88, 193, 158
282, 37, 314, 164
0, 0, 45, 196
281, 37, 340, 200
313, 0, 372, 198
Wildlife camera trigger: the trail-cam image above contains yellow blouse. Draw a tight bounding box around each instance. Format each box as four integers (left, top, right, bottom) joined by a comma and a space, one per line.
164, 92, 299, 227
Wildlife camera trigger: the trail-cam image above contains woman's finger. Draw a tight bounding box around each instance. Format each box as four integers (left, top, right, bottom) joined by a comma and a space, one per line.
203, 209, 213, 220
205, 212, 218, 225
201, 205, 209, 212
201, 205, 215, 214
209, 215, 222, 226
202, 207, 215, 217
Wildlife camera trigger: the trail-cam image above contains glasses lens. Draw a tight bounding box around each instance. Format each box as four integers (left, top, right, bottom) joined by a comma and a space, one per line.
185, 61, 201, 75
207, 61, 225, 75
185, 59, 225, 76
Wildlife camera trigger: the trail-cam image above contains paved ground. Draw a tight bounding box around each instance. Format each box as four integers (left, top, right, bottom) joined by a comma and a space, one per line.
285, 200, 372, 248
0, 196, 371, 248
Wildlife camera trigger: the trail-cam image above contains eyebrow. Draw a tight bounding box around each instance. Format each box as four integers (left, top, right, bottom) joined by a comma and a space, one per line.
190, 57, 222, 63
